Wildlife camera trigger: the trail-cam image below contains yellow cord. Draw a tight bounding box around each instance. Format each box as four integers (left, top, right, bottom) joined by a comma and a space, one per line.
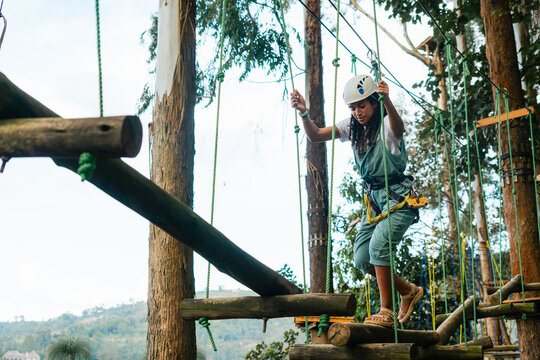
364, 275, 372, 318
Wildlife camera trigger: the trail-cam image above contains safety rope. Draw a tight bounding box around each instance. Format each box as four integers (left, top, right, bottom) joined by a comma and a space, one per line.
318, 0, 342, 338
277, 0, 309, 343
445, 40, 467, 342
502, 94, 527, 311
372, 0, 398, 340
434, 110, 449, 314
199, 0, 230, 351
462, 58, 477, 339
78, 0, 103, 181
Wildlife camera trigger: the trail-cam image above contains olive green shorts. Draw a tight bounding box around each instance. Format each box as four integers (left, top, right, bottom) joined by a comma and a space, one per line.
353, 183, 417, 274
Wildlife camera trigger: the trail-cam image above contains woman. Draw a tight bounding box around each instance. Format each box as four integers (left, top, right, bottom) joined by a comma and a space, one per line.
290, 75, 423, 327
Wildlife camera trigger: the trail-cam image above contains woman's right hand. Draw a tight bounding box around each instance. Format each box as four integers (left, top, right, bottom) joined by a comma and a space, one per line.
290, 90, 307, 113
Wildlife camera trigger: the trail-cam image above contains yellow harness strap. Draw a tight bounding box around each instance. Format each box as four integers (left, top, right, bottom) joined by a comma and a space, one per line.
364, 193, 410, 224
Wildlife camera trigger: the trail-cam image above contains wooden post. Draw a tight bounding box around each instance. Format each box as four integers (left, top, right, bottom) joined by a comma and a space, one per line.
289, 343, 417, 360
0, 116, 142, 157
180, 293, 356, 320
480, 0, 540, 358
436, 296, 479, 344
1, 74, 302, 298
328, 323, 439, 347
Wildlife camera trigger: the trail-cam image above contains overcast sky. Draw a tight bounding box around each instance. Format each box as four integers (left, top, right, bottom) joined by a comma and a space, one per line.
0, 0, 429, 322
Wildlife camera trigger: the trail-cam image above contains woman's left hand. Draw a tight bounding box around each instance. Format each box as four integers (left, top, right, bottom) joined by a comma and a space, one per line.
377, 80, 389, 96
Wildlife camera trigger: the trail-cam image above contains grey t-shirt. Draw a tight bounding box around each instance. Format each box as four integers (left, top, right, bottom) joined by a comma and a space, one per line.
335, 115, 402, 156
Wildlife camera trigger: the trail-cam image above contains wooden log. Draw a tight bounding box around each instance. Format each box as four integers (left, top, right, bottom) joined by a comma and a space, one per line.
458, 336, 493, 350
435, 302, 539, 326
486, 282, 540, 295
485, 345, 519, 352
417, 345, 483, 360
436, 296, 479, 345
328, 323, 439, 347
180, 293, 356, 320
0, 73, 57, 119
0, 116, 142, 157
482, 275, 522, 306
2, 72, 302, 297
288, 343, 417, 360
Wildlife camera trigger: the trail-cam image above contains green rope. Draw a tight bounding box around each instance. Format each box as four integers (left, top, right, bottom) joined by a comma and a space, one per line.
372, 0, 398, 340
502, 94, 527, 305
445, 40, 467, 342
78, 0, 103, 181
200, 0, 229, 351
527, 108, 540, 248
435, 110, 449, 314
277, 0, 309, 343
462, 59, 477, 339
495, 90, 505, 305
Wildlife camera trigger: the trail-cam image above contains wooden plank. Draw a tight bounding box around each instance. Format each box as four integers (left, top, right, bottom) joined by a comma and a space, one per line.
475, 106, 535, 128
0, 116, 142, 157
180, 293, 356, 320
289, 343, 417, 360
1, 72, 302, 297
503, 296, 540, 304
294, 315, 355, 325
328, 323, 439, 347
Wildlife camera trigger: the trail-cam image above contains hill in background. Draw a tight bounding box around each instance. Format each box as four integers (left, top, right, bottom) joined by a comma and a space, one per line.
0, 289, 298, 360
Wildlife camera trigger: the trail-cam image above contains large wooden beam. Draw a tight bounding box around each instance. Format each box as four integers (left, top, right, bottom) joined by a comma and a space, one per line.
289, 343, 417, 360
417, 345, 483, 360
328, 323, 439, 347
2, 72, 302, 297
180, 293, 356, 320
0, 73, 57, 119
482, 275, 522, 306
0, 116, 142, 157
485, 281, 540, 295
435, 302, 539, 326
436, 296, 479, 344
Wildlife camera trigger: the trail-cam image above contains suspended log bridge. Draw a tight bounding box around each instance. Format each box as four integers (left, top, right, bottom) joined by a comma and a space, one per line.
436, 296, 479, 345
328, 323, 439, 347
180, 293, 356, 320
0, 116, 142, 157
1, 72, 302, 297
289, 343, 483, 360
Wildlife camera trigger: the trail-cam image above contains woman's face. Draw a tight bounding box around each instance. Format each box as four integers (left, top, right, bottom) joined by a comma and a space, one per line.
348, 98, 377, 125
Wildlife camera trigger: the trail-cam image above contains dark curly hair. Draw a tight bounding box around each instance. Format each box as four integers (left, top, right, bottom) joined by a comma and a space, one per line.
349, 94, 387, 154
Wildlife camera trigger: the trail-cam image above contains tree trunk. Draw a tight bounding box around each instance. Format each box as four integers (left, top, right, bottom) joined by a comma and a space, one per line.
472, 175, 501, 344
480, 1, 540, 358
148, 0, 196, 359
304, 0, 330, 296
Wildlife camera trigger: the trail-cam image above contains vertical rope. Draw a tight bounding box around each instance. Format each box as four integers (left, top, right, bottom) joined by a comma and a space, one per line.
445, 40, 467, 343
277, 0, 309, 343
371, 0, 398, 340
435, 110, 449, 314
462, 59, 477, 339
502, 94, 527, 307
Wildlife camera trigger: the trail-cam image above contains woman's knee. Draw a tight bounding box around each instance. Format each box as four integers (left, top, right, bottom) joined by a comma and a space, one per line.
353, 245, 373, 274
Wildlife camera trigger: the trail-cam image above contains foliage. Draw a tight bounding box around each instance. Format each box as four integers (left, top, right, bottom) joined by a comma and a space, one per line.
244, 329, 298, 360
46, 337, 92, 360
277, 264, 303, 290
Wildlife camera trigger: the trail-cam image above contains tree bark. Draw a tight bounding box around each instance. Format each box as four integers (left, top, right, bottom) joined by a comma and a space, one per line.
148, 0, 196, 358
480, 1, 540, 358
180, 293, 356, 320
304, 0, 331, 297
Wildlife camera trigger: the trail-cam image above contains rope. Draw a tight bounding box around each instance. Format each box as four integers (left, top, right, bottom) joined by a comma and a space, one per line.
462, 58, 477, 339
200, 0, 229, 350
445, 40, 467, 342
434, 110, 449, 314
277, 0, 309, 343
502, 94, 527, 308
78, 0, 103, 181
371, 0, 398, 340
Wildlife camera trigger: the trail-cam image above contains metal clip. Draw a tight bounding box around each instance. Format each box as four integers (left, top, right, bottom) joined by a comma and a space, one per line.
0, 14, 6, 51
0, 156, 9, 173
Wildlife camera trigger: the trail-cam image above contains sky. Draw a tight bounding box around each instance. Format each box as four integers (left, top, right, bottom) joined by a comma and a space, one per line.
0, 0, 429, 322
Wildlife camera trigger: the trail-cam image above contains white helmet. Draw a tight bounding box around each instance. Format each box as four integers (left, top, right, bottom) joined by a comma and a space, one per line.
343, 75, 377, 105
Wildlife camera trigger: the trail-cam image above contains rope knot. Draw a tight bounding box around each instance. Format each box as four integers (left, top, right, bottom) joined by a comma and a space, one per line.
332, 58, 340, 67
216, 71, 225, 83
199, 317, 218, 351
378, 93, 385, 102
77, 152, 97, 181
522, 313, 527, 320
294, 125, 300, 134
317, 314, 330, 337
351, 54, 357, 63
198, 317, 210, 328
